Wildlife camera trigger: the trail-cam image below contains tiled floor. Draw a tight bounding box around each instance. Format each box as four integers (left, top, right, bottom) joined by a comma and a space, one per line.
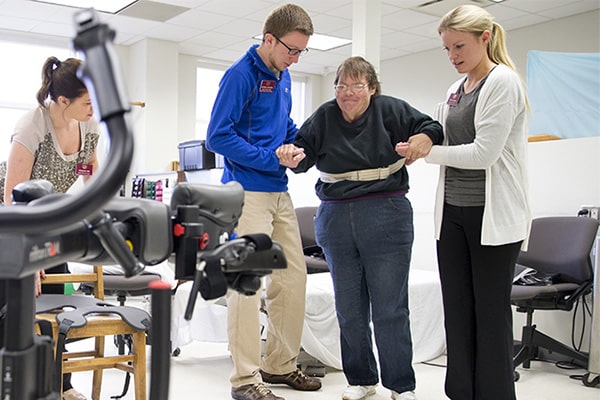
65, 296, 599, 400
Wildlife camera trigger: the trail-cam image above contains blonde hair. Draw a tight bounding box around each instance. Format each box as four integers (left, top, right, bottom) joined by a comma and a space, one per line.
438, 5, 529, 108
438, 5, 516, 72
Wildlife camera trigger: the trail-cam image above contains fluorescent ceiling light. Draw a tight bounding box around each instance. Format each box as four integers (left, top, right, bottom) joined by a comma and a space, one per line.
254, 33, 351, 52
31, 0, 138, 14
309, 33, 352, 51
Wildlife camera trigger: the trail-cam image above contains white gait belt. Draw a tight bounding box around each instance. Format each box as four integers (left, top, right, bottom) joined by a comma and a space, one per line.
319, 158, 406, 183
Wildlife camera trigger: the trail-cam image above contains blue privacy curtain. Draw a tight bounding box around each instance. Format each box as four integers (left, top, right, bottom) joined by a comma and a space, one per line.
527, 51, 600, 138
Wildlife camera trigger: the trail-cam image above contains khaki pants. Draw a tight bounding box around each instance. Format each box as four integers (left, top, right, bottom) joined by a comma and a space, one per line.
227, 191, 307, 387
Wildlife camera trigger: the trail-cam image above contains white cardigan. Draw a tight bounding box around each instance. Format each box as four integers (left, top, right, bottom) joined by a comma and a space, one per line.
426, 64, 531, 248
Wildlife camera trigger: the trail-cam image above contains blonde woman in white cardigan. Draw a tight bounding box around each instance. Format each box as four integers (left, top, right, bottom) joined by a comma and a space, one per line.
397, 5, 530, 400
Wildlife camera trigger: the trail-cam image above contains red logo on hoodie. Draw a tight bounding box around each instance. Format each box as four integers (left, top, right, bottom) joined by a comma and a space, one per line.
260, 80, 276, 93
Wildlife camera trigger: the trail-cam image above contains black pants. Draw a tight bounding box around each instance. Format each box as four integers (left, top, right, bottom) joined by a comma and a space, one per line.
0, 263, 74, 391
437, 204, 521, 400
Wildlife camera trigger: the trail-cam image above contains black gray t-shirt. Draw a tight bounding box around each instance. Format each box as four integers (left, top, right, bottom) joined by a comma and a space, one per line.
444, 73, 492, 207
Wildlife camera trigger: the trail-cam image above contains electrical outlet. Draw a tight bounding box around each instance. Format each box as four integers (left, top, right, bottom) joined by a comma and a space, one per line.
579, 205, 600, 220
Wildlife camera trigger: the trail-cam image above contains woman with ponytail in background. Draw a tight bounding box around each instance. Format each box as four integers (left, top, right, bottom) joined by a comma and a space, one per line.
397, 5, 530, 400
1, 56, 99, 205
0, 56, 100, 400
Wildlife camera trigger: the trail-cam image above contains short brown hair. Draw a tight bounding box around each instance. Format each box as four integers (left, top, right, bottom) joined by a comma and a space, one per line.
334, 56, 381, 97
263, 3, 313, 38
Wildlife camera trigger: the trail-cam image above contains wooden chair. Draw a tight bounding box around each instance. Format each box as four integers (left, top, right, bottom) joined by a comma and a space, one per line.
35, 266, 149, 400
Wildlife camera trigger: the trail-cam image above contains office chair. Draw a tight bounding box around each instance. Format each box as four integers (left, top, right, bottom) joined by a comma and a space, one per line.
512, 216, 599, 381
293, 206, 330, 377
295, 206, 329, 274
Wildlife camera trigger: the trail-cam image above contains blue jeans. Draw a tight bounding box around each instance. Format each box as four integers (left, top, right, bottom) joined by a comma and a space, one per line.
315, 194, 416, 393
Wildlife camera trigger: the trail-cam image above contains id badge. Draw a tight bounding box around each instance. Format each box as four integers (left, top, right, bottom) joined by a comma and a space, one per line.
447, 92, 461, 106
76, 163, 93, 176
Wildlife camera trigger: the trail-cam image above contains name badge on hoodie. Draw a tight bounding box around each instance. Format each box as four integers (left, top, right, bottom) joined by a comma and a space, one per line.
260, 80, 276, 93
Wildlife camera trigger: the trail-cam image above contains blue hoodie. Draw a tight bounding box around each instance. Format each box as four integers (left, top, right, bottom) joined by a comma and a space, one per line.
206, 44, 298, 192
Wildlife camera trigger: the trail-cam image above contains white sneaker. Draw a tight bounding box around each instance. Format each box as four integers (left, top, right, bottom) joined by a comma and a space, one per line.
342, 385, 377, 400
391, 390, 417, 400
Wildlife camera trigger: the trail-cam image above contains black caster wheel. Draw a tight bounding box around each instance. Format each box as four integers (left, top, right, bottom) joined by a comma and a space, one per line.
172, 347, 181, 357
582, 372, 600, 388
513, 370, 520, 382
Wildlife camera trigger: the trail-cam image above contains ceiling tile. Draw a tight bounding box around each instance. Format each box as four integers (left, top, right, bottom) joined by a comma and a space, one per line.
500, 13, 550, 31
196, 0, 272, 19
103, 14, 160, 36
144, 22, 199, 41
0, 0, 596, 76
210, 17, 263, 38
504, 0, 588, 13
537, 0, 600, 18
286, 0, 350, 15
168, 8, 234, 30
381, 30, 433, 48
118, 0, 190, 22
310, 13, 351, 35
322, 3, 352, 20
382, 8, 438, 30
29, 20, 76, 37
184, 30, 249, 47
0, 15, 38, 31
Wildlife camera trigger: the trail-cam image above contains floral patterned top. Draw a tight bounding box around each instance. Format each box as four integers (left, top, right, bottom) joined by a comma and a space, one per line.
0, 106, 99, 203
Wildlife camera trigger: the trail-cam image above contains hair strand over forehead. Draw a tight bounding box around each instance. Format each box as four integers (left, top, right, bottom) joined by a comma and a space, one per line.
334, 56, 381, 97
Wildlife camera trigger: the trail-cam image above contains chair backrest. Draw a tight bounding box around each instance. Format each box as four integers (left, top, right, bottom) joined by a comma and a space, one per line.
295, 206, 318, 248
517, 217, 599, 283
42, 265, 105, 299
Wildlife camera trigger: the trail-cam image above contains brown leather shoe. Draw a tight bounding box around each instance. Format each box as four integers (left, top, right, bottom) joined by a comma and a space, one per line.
62, 388, 87, 400
231, 383, 285, 400
260, 369, 322, 391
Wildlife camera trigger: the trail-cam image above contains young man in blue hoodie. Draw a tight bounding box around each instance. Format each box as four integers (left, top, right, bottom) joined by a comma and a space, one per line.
206, 4, 320, 400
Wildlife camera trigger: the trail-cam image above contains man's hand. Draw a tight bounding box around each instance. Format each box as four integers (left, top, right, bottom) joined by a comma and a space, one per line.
276, 144, 305, 168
